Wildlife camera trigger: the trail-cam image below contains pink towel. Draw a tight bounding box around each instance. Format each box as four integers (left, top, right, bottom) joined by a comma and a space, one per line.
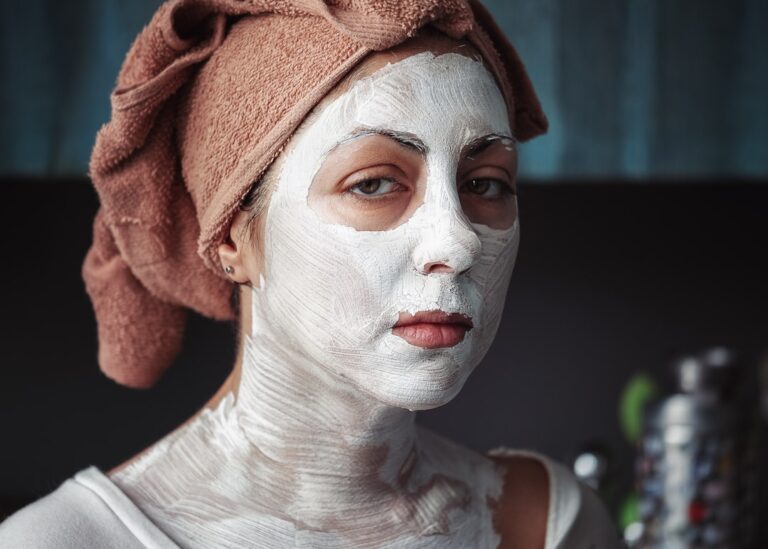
82, 0, 548, 388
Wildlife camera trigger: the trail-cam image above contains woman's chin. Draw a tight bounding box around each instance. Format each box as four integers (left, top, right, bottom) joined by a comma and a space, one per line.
352, 360, 476, 411
375, 380, 469, 411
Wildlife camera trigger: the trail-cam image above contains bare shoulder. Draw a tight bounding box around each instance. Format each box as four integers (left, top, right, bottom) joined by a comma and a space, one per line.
489, 450, 624, 549
489, 453, 549, 549
414, 430, 550, 548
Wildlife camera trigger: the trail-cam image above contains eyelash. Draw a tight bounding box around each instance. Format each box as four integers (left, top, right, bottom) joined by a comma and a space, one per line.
462, 178, 516, 200
344, 177, 516, 202
345, 177, 405, 201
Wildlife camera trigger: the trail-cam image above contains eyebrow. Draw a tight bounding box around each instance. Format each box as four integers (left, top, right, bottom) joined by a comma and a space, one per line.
464, 134, 517, 159
338, 128, 428, 155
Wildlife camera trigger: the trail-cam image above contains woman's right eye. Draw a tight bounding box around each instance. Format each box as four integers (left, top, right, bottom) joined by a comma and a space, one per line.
347, 178, 401, 198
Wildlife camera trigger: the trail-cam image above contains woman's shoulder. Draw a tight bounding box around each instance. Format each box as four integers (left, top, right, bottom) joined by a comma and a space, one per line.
489, 449, 549, 548
489, 447, 623, 549
0, 467, 177, 548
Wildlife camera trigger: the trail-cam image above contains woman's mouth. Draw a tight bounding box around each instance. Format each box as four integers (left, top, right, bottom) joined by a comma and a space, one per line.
391, 310, 473, 349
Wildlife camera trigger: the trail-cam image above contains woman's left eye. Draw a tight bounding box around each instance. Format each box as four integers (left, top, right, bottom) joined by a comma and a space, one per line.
462, 178, 514, 199
347, 178, 400, 197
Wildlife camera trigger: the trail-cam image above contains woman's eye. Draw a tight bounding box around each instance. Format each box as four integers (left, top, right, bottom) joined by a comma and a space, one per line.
348, 177, 400, 197
462, 178, 514, 199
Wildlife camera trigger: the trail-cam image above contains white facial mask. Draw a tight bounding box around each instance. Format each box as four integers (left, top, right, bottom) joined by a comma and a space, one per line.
259, 51, 519, 411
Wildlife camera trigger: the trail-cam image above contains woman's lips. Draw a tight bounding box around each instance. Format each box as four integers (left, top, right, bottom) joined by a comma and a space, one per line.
392, 310, 473, 349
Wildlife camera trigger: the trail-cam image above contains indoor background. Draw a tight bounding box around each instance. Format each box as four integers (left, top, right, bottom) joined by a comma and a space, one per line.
1, 0, 766, 544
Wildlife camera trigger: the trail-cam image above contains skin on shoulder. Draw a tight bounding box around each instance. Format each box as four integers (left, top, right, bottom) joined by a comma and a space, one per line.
491, 455, 550, 549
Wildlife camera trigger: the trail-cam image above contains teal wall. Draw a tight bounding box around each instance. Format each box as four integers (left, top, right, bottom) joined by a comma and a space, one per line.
1, 0, 766, 179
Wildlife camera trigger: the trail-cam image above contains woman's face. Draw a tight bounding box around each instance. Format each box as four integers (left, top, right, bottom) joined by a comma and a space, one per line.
246, 49, 519, 410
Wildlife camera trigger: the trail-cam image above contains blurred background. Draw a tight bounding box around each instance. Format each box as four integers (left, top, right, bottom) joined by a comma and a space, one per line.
1, 0, 766, 545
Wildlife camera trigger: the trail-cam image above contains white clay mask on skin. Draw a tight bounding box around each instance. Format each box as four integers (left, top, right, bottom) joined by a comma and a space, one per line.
112, 52, 519, 548
262, 50, 519, 411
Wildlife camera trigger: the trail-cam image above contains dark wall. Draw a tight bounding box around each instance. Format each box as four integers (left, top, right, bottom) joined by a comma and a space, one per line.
1, 178, 766, 530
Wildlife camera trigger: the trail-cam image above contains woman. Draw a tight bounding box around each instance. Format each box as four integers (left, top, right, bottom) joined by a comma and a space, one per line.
0, 0, 620, 547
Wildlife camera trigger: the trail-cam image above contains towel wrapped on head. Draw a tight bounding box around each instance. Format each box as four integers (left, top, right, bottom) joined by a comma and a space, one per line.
83, 0, 548, 389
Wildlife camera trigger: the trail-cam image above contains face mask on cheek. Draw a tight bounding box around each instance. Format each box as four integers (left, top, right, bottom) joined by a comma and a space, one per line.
255, 52, 520, 410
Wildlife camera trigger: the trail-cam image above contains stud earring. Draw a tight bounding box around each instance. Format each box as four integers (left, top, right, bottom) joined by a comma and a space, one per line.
224, 265, 235, 275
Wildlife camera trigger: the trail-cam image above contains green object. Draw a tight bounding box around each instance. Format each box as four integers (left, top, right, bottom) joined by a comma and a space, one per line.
619, 492, 640, 530
619, 372, 658, 443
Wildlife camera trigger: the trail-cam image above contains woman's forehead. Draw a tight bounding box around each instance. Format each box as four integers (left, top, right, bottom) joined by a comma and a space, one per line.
306, 52, 511, 154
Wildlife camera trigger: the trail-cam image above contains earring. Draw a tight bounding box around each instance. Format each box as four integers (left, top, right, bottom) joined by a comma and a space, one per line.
224, 265, 235, 275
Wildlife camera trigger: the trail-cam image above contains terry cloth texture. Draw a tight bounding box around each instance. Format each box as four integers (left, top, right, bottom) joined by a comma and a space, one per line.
83, 0, 549, 389
0, 454, 621, 548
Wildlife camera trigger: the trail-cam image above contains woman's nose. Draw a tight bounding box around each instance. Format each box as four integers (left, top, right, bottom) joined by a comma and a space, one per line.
411, 213, 481, 276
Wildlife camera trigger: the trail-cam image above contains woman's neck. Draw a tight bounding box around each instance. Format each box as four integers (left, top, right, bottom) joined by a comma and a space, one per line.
232, 324, 423, 517
108, 287, 502, 547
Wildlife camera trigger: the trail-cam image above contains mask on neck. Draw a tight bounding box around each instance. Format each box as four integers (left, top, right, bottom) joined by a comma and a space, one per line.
252, 51, 519, 411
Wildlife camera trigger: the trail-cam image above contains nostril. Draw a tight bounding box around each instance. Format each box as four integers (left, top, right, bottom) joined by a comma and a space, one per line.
423, 261, 454, 274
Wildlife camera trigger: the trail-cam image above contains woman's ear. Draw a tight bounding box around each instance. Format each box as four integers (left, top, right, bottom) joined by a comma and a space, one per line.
217, 209, 256, 285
